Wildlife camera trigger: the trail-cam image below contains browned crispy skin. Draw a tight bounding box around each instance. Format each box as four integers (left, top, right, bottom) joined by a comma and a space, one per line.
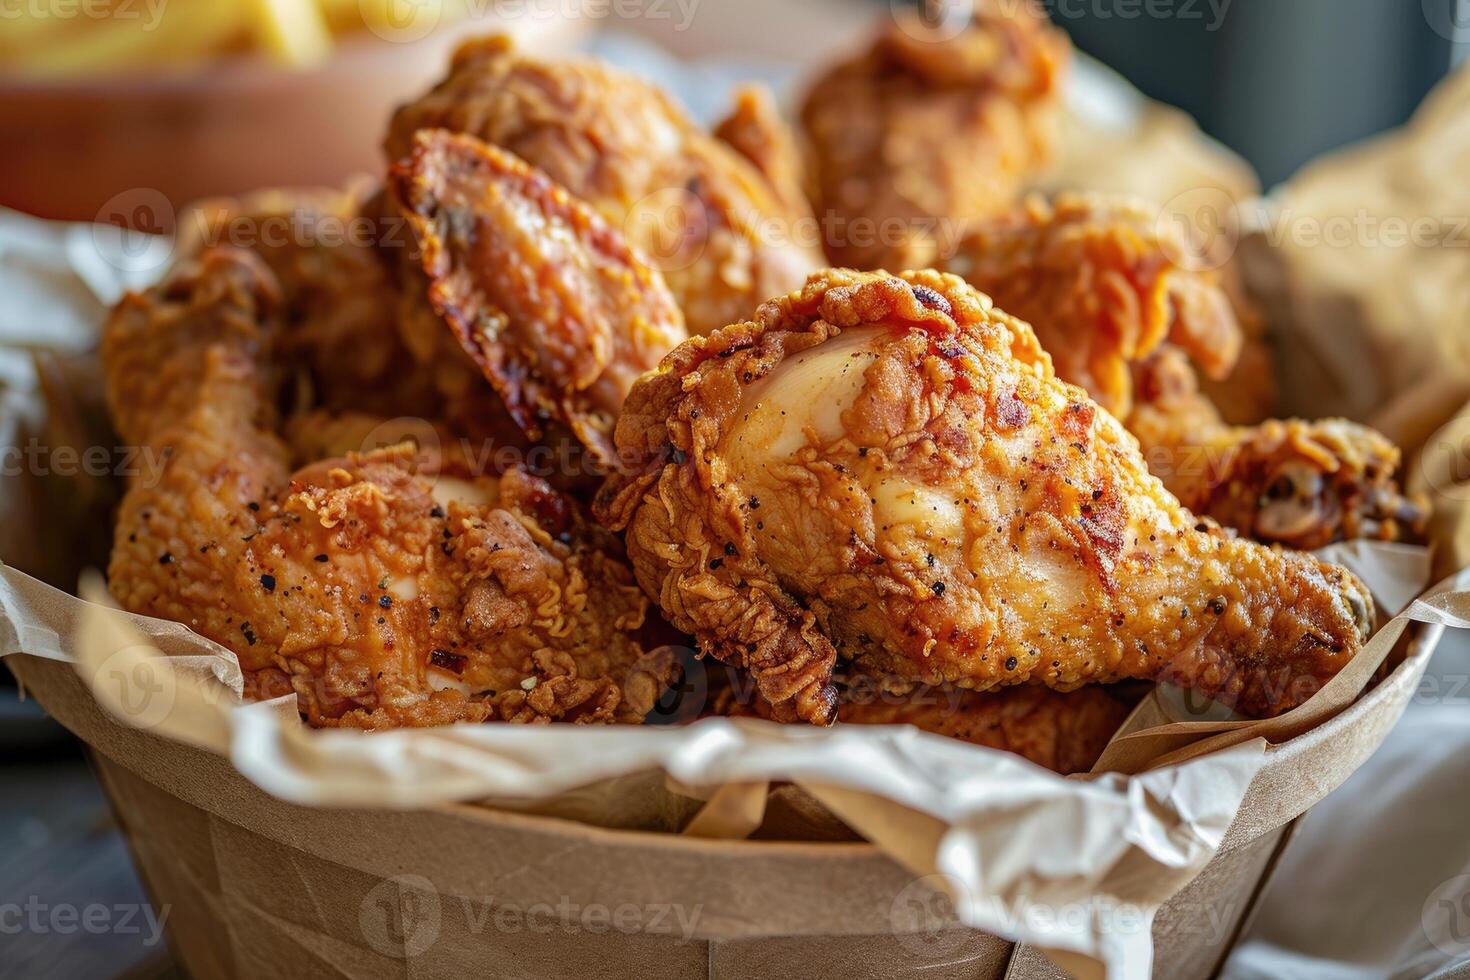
800, 2, 1069, 270
939, 194, 1427, 549
389, 130, 688, 469
103, 248, 672, 729
598, 270, 1374, 725
1131, 349, 1429, 550
837, 685, 1137, 774
938, 193, 1242, 421
178, 187, 443, 420
713, 84, 817, 223
716, 676, 1139, 775
386, 35, 822, 336
178, 187, 537, 468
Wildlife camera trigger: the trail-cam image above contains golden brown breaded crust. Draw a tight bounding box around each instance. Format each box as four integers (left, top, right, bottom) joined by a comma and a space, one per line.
386, 35, 822, 336
104, 249, 672, 729
941, 193, 1426, 548
938, 193, 1243, 420
716, 677, 1139, 775
179, 187, 443, 420
389, 130, 688, 469
178, 186, 536, 465
599, 269, 1374, 724
800, 3, 1069, 270
1132, 350, 1429, 550
837, 684, 1137, 775
714, 84, 818, 223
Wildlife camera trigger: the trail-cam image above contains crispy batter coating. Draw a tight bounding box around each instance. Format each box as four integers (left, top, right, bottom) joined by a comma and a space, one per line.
716, 677, 1139, 775
939, 194, 1428, 549
598, 269, 1374, 724
179, 187, 443, 420
836, 684, 1137, 774
1131, 349, 1430, 550
386, 35, 822, 336
389, 130, 688, 469
178, 186, 537, 468
938, 193, 1242, 420
713, 84, 817, 224
800, 2, 1069, 270
104, 249, 672, 729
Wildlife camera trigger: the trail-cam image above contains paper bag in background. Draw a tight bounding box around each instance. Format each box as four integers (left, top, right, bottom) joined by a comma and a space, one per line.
1236, 63, 1470, 576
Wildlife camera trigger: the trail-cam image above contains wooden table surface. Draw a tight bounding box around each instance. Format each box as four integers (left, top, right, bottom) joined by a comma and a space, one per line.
0, 683, 176, 980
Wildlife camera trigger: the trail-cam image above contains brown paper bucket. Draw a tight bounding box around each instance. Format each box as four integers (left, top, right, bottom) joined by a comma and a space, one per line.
8, 588, 1440, 980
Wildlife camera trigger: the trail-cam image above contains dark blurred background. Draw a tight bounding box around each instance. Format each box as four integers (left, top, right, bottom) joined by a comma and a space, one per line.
1050, 0, 1467, 185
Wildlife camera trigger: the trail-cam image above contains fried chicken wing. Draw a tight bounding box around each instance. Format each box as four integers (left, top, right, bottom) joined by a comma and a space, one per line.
939, 194, 1428, 548
389, 129, 688, 469
598, 269, 1374, 725
800, 1, 1068, 270
386, 35, 822, 336
104, 248, 672, 729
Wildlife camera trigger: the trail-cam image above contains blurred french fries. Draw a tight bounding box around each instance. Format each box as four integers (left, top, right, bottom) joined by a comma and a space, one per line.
0, 0, 465, 77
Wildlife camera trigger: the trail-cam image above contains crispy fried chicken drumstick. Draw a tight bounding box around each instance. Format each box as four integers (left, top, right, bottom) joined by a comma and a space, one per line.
387, 35, 822, 336
598, 270, 1374, 725
800, 1, 1069, 270
389, 129, 688, 469
938, 194, 1428, 549
104, 248, 672, 729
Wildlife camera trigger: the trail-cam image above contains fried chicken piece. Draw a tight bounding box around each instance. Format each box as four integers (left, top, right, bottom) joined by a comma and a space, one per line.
713, 84, 817, 222
837, 684, 1137, 774
938, 193, 1243, 421
178, 186, 443, 420
178, 185, 540, 474
387, 129, 688, 470
715, 673, 1139, 775
598, 270, 1374, 725
939, 194, 1427, 548
103, 248, 672, 729
1131, 349, 1429, 550
386, 35, 822, 336
800, 1, 1069, 270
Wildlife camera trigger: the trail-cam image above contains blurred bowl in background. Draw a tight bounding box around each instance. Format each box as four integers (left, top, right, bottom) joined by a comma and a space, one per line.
0, 13, 590, 231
